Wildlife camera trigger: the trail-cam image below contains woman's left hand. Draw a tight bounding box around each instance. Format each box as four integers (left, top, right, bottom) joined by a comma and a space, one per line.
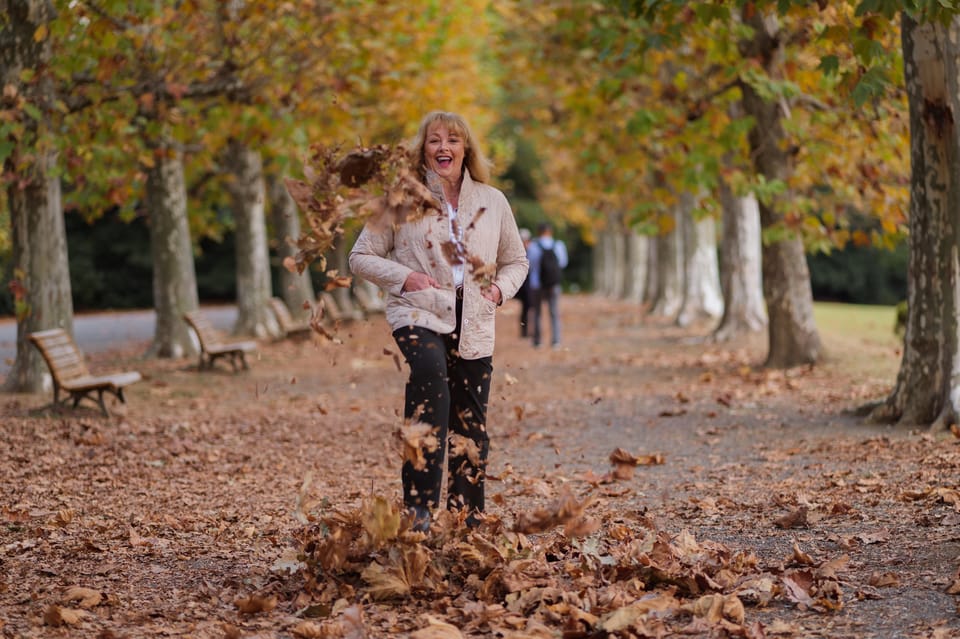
482, 283, 502, 305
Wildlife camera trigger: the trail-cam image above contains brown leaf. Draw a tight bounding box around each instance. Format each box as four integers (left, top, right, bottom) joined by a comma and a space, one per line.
410, 616, 464, 638
399, 421, 439, 471
235, 594, 278, 614
868, 571, 900, 587
290, 620, 334, 638
781, 572, 815, 607
450, 434, 482, 467
337, 146, 388, 187
682, 593, 745, 624
600, 592, 679, 632
63, 586, 103, 609
774, 506, 808, 529
361, 544, 432, 600
788, 541, 815, 566
361, 496, 401, 548
816, 554, 850, 580
43, 605, 88, 626
608, 448, 665, 481
512, 491, 596, 536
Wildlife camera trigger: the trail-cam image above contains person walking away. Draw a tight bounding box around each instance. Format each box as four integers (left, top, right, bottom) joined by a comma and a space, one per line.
527, 222, 568, 349
349, 111, 529, 532
517, 228, 533, 337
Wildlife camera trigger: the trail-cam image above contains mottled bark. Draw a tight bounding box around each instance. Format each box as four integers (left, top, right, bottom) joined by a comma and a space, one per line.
226, 141, 279, 338
677, 194, 723, 327
713, 185, 767, 342
146, 147, 200, 358
268, 173, 314, 320
739, 8, 820, 367
871, 14, 960, 429
1, 0, 74, 393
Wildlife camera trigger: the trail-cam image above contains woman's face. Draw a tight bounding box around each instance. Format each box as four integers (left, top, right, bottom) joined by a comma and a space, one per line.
424, 123, 465, 183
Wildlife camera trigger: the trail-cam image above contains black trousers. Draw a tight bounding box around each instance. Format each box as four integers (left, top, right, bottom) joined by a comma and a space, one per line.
393, 301, 492, 515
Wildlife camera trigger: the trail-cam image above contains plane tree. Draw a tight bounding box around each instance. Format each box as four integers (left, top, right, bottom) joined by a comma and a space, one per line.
0, 0, 74, 392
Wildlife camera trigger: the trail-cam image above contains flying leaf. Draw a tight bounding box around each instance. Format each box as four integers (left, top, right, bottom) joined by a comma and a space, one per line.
361, 496, 402, 548
399, 422, 439, 471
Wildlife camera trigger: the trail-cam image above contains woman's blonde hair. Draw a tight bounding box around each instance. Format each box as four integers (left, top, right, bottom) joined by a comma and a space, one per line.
409, 111, 492, 184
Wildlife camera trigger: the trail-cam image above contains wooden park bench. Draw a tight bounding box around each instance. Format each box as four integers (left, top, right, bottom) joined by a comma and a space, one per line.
28, 328, 142, 417
267, 297, 313, 340
183, 310, 257, 372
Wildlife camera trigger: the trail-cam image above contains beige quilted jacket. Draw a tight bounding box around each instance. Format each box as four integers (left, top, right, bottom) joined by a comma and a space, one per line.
348, 170, 529, 359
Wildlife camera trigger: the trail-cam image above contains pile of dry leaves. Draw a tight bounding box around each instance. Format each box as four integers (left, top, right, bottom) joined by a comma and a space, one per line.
3, 296, 960, 638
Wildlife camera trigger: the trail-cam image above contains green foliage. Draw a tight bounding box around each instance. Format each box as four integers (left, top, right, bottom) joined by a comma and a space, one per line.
808, 237, 907, 305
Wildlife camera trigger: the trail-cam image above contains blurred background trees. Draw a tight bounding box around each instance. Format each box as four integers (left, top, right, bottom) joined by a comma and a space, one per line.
1, 1, 956, 406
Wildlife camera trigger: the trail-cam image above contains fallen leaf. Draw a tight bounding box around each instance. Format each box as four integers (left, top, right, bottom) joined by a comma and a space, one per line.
868, 571, 900, 587
411, 615, 464, 638
774, 506, 808, 529
63, 586, 102, 609
43, 605, 88, 626
235, 594, 278, 614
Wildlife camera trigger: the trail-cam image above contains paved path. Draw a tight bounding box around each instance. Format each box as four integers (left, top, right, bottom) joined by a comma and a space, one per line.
0, 305, 237, 377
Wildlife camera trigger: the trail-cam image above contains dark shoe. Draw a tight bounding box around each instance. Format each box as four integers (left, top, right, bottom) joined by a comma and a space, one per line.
409, 505, 431, 533
465, 512, 482, 529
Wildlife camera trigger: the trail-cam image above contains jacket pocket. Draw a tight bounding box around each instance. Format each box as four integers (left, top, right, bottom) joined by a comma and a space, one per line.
402, 287, 456, 318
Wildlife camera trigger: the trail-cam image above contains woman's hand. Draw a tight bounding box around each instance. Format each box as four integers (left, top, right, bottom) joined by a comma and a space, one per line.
402, 272, 439, 292
482, 283, 502, 305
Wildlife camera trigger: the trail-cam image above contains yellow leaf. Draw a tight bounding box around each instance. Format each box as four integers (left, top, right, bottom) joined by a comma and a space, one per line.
33, 25, 48, 42
361, 496, 401, 548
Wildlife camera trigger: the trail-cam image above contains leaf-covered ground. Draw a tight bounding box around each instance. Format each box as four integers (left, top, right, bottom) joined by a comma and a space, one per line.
2, 296, 960, 638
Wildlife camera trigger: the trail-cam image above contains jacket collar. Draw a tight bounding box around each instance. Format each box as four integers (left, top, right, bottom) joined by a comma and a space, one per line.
426, 168, 478, 211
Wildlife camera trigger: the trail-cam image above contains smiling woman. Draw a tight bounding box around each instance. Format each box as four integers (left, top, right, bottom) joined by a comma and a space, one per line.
349, 111, 528, 532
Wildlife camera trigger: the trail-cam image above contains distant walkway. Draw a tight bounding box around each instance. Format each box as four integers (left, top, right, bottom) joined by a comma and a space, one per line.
0, 305, 237, 378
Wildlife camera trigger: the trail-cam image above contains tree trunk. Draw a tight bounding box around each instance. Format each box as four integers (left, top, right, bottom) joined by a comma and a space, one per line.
676, 193, 723, 327
607, 222, 627, 298
1, 0, 74, 393
643, 234, 658, 308
226, 140, 279, 338
622, 230, 648, 303
739, 8, 821, 367
871, 13, 960, 429
713, 184, 767, 341
146, 146, 200, 358
268, 172, 314, 320
594, 224, 622, 297
649, 205, 684, 318
591, 229, 610, 297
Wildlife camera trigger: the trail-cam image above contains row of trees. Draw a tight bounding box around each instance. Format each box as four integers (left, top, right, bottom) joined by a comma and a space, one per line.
2, 1, 959, 429
1, 0, 494, 389
492, 1, 960, 428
